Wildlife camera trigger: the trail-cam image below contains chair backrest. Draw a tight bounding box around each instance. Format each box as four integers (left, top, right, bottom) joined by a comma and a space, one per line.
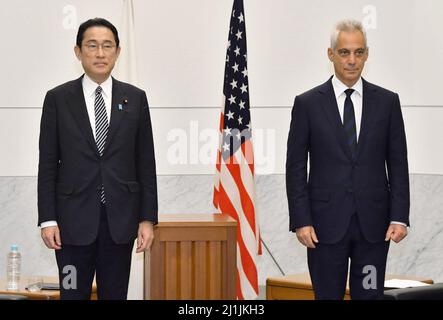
383, 283, 443, 300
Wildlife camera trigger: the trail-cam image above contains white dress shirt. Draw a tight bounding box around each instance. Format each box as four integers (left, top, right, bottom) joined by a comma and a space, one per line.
40, 74, 113, 229
331, 75, 406, 228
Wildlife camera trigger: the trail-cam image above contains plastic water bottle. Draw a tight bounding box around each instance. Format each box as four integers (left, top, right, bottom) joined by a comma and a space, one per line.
6, 245, 21, 291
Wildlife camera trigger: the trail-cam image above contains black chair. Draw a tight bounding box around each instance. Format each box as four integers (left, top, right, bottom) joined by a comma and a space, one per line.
0, 294, 29, 300
383, 283, 443, 300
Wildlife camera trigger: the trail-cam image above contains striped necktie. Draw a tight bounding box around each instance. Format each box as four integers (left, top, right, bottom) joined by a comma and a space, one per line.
343, 88, 357, 158
95, 86, 108, 203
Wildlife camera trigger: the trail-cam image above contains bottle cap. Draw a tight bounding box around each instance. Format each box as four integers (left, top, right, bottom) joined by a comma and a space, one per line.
11, 245, 18, 252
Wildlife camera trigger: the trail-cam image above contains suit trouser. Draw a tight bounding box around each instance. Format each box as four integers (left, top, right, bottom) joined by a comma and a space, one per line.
307, 213, 390, 300
55, 204, 133, 300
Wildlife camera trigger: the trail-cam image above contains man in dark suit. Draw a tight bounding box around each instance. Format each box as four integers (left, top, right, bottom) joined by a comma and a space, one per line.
286, 20, 410, 300
38, 18, 158, 300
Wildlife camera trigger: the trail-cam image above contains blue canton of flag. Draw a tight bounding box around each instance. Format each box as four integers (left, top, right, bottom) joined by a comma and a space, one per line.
221, 0, 251, 159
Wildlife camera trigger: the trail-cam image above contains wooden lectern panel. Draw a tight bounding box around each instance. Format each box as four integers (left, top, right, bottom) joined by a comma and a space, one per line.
145, 214, 237, 300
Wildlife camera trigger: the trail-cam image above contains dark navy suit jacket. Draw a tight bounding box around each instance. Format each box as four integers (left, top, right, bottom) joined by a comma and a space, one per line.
286, 77, 410, 244
38, 75, 158, 245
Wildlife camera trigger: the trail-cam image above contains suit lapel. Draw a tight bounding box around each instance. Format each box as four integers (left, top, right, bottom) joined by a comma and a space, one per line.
355, 79, 378, 161
103, 78, 127, 153
66, 75, 100, 157
319, 78, 353, 160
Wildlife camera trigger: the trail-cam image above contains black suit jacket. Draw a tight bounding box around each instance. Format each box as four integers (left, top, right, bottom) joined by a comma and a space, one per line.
286, 77, 410, 244
38, 75, 158, 245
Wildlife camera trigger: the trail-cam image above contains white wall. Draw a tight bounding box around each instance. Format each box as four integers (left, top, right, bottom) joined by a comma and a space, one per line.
1, 0, 443, 176
1, 106, 442, 176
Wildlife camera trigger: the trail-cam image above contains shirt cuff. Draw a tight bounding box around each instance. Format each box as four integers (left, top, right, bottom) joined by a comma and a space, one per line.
40, 220, 58, 228
390, 221, 407, 227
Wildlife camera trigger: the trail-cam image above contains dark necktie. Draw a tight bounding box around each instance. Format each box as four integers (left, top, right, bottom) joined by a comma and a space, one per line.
95, 86, 108, 203
343, 89, 357, 158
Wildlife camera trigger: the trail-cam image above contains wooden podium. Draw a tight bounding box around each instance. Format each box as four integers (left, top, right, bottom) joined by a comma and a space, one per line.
144, 214, 237, 300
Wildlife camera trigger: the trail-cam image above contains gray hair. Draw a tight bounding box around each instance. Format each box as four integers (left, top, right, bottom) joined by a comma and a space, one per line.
330, 19, 367, 50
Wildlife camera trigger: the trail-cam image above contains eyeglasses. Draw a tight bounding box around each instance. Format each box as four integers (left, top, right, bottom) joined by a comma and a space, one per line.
336, 48, 367, 58
83, 42, 116, 53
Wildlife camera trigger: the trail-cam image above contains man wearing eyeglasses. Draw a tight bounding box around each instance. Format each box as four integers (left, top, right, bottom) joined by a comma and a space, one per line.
38, 18, 158, 300
286, 19, 410, 299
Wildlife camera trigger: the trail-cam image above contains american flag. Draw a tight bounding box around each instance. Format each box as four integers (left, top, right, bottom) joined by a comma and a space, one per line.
213, 0, 261, 300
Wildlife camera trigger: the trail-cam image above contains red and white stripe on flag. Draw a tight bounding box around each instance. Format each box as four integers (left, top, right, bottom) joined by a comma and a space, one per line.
213, 110, 262, 300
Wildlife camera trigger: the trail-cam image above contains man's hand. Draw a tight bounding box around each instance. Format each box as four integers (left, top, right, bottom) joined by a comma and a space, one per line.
385, 224, 408, 243
41, 226, 62, 250
136, 221, 155, 253
296, 226, 319, 248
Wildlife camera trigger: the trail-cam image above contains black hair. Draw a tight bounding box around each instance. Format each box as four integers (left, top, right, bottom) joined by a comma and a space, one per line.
76, 18, 120, 48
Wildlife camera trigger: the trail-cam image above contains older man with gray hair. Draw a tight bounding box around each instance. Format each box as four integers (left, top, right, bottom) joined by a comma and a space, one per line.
286, 19, 409, 299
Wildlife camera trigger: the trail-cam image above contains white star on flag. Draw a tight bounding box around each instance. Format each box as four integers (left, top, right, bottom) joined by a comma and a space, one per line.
238, 13, 244, 23
236, 30, 243, 40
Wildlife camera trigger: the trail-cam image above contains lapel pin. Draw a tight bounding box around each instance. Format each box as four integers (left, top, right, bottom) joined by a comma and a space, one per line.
118, 104, 123, 111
